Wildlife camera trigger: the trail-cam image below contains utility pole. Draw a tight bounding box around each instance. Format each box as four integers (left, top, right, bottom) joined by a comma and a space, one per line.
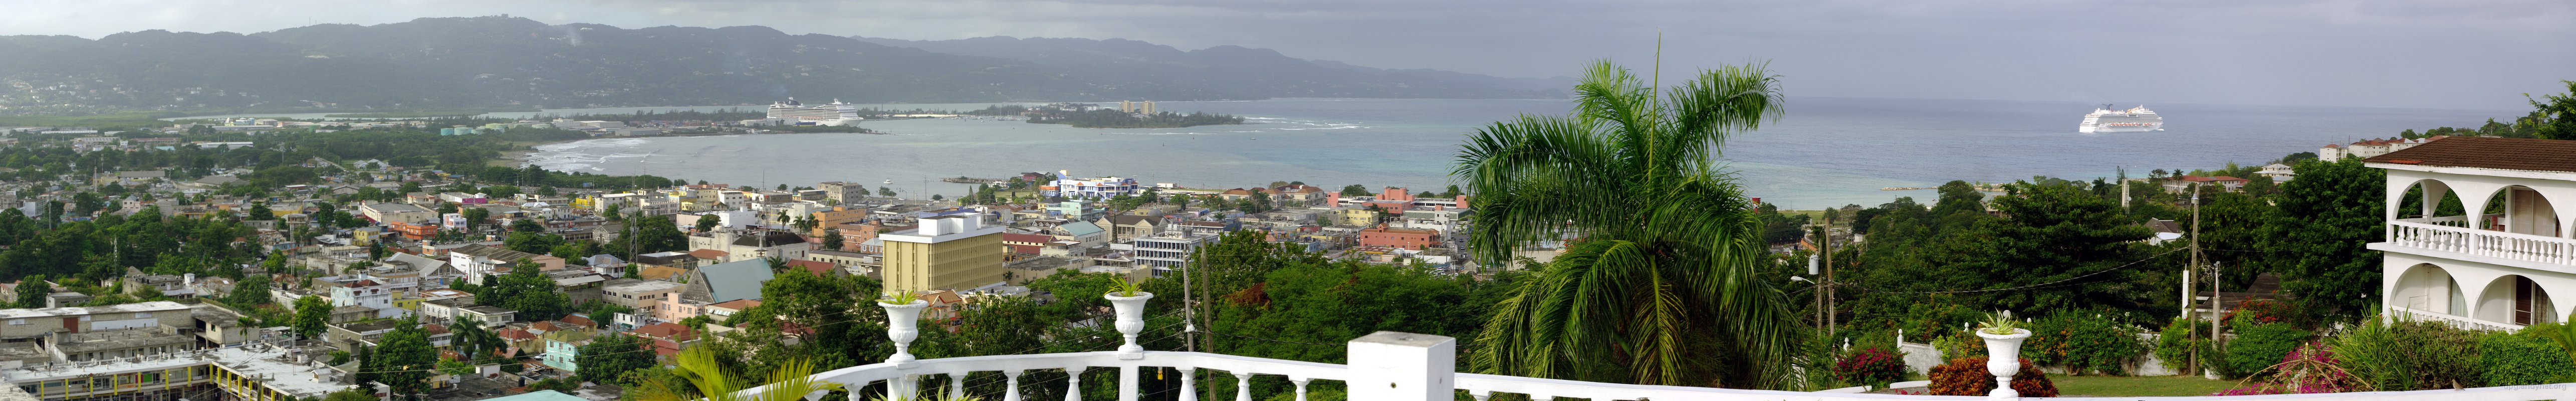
2186, 182, 2200, 372
1824, 211, 1836, 333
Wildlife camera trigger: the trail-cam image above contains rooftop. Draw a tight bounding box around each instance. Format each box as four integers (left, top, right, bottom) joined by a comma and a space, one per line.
0, 344, 350, 397
2365, 136, 2576, 173
0, 301, 190, 319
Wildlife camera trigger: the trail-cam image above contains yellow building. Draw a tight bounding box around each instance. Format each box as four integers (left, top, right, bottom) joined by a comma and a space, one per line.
880, 215, 1007, 292
1336, 208, 1380, 226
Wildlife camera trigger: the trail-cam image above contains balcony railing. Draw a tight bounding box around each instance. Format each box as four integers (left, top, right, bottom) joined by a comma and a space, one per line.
2386, 220, 2576, 266
735, 293, 2576, 401
2389, 305, 2520, 332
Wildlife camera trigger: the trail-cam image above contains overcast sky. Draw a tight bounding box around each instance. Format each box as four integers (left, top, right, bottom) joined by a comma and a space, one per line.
7, 0, 2570, 110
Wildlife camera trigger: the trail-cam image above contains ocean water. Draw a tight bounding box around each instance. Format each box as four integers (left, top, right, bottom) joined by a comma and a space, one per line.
523, 97, 2515, 209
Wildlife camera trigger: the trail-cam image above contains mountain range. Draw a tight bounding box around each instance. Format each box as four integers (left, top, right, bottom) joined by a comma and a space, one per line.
0, 16, 1566, 113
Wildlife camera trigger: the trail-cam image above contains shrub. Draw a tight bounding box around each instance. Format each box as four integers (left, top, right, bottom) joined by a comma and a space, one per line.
2330, 318, 2482, 390
1932, 330, 1987, 361
2022, 310, 2145, 375
1833, 347, 1908, 389
1927, 357, 2057, 397
2155, 317, 2206, 374
2480, 328, 2576, 386
2225, 299, 2307, 329
2218, 341, 2361, 394
2224, 323, 2311, 379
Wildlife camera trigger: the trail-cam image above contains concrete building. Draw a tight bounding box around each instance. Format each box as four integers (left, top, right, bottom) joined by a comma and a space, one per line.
2371, 137, 2576, 330
1040, 171, 1139, 200
600, 279, 686, 322
1358, 226, 1439, 250
446, 245, 564, 284
880, 215, 1007, 292
358, 202, 434, 225
816, 181, 868, 204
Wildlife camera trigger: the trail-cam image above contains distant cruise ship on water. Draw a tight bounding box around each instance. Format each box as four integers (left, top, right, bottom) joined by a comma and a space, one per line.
2078, 105, 2163, 133
766, 97, 865, 126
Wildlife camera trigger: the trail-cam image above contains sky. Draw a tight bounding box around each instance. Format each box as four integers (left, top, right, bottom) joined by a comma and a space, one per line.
5, 0, 2570, 110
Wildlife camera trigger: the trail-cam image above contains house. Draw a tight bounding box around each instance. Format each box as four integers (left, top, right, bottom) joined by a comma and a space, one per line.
360, 203, 435, 225
682, 259, 777, 304
685, 230, 813, 263
1101, 215, 1162, 242
630, 322, 699, 357
447, 244, 565, 283
2161, 175, 2250, 192
541, 330, 595, 371
2257, 163, 2297, 181
458, 306, 516, 327
784, 259, 840, 277
601, 278, 686, 322
1357, 226, 1438, 250
2321, 136, 2442, 160
2369, 136, 2576, 330
704, 299, 760, 320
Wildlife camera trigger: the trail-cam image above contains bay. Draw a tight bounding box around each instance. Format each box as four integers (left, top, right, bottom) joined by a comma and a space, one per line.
523, 97, 2515, 209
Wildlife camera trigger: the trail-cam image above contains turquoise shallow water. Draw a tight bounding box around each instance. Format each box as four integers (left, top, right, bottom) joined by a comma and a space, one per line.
522, 97, 2514, 209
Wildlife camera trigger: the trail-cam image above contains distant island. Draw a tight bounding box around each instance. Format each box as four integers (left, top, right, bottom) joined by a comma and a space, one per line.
321, 108, 540, 119
966, 104, 1246, 128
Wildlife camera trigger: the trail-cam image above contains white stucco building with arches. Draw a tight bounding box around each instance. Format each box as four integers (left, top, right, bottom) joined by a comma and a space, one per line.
2368, 136, 2576, 330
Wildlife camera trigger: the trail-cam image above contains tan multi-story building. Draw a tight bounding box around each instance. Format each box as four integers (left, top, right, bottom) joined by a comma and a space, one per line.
880, 215, 1007, 292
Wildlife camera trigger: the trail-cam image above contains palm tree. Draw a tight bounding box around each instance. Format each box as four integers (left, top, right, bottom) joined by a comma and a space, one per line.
635, 347, 842, 401
1456, 61, 1802, 389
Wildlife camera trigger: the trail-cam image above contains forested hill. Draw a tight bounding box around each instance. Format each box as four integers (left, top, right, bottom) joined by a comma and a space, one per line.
0, 16, 1559, 113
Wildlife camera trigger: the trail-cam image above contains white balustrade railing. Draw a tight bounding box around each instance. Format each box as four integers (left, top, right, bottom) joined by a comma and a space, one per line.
726, 291, 2576, 401
2387, 221, 2576, 266
2389, 305, 2521, 332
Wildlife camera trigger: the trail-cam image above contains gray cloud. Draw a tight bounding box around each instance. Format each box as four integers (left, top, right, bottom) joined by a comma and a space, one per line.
4, 0, 2567, 109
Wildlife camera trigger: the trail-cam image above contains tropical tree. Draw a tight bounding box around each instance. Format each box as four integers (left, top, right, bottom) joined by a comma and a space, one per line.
1456, 61, 1801, 388
632, 347, 841, 401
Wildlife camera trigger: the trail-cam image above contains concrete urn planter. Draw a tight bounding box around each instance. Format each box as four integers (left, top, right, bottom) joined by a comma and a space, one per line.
1976, 328, 2032, 398
879, 300, 930, 363
1106, 291, 1154, 357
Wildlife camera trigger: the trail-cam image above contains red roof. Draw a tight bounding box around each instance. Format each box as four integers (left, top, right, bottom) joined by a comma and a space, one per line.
708, 299, 762, 311
786, 259, 836, 276
497, 328, 537, 340
631, 322, 698, 342
688, 249, 730, 260
2364, 136, 2576, 173
560, 314, 597, 328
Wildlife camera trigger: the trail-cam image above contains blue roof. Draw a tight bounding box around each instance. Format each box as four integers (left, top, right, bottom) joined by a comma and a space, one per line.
1061, 221, 1104, 236
697, 259, 776, 303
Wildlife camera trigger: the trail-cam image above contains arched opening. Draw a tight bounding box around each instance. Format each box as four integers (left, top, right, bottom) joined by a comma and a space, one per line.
2477, 275, 2558, 325
2393, 264, 2467, 316
2479, 185, 2560, 237
2396, 179, 2468, 227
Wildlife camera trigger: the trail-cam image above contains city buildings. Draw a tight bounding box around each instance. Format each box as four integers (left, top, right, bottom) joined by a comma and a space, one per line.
1040, 171, 1139, 200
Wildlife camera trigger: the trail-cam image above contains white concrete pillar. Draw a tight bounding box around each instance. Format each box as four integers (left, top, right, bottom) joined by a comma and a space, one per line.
1345, 331, 1456, 401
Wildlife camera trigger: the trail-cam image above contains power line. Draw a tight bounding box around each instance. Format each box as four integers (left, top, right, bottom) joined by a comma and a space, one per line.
1845, 247, 2186, 295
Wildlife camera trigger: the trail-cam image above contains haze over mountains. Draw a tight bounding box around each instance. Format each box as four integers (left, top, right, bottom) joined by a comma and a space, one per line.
0, 16, 1566, 112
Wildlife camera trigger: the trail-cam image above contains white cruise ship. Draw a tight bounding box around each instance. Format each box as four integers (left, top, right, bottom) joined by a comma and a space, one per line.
766, 98, 865, 126
2077, 104, 2163, 133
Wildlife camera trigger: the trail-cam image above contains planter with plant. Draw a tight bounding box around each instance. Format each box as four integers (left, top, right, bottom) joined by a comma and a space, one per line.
1975, 310, 2034, 398
878, 290, 929, 364
1104, 277, 1154, 357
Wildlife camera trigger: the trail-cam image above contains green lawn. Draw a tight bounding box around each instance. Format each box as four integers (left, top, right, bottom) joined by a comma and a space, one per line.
2050, 375, 2240, 397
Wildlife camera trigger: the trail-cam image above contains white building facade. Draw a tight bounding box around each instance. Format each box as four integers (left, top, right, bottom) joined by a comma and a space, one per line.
2370, 137, 2576, 330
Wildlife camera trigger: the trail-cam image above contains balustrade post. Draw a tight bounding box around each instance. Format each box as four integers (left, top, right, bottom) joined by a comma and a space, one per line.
1117, 366, 1139, 401
879, 299, 930, 366
1346, 331, 1456, 401
1178, 367, 1198, 401
1290, 377, 1311, 401
948, 372, 966, 401
1105, 291, 1155, 359
1233, 372, 1253, 401
1005, 370, 1025, 401
1064, 366, 1086, 401
1469, 390, 1491, 401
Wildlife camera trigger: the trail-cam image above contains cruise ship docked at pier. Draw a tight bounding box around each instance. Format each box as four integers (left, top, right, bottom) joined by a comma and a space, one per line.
766, 97, 865, 126
2078, 105, 2163, 133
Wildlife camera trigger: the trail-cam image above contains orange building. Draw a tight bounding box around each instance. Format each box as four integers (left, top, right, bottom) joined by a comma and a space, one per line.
1356, 226, 1438, 250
